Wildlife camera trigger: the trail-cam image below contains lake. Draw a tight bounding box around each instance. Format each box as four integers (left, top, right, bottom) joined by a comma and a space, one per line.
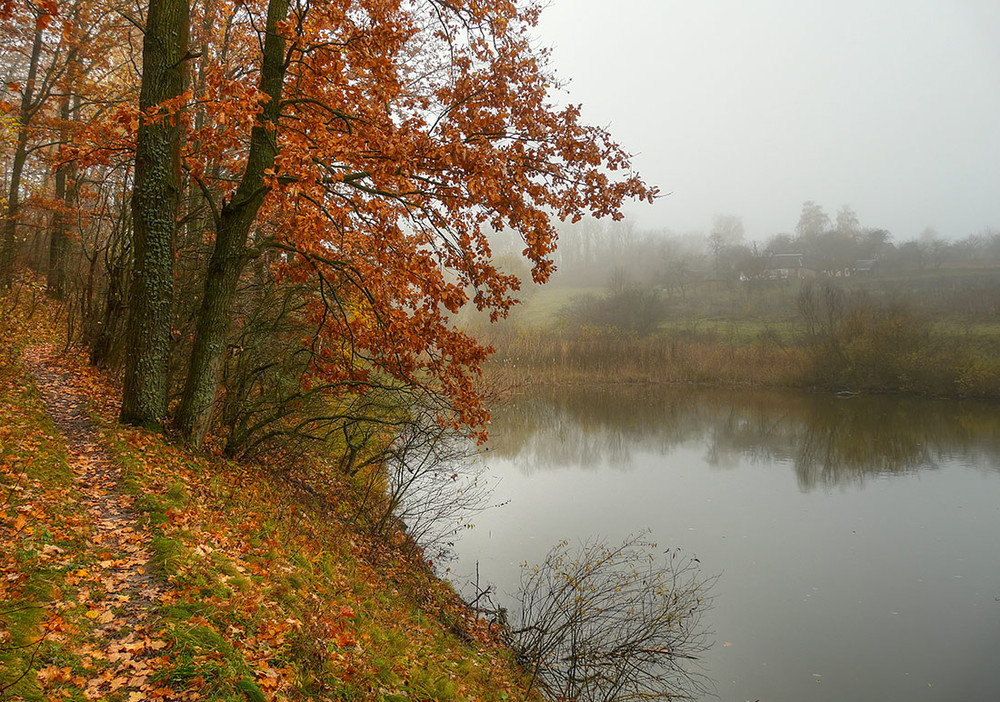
449, 385, 1000, 701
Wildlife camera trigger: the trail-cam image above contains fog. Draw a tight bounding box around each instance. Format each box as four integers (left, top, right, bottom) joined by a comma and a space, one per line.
535, 0, 1000, 242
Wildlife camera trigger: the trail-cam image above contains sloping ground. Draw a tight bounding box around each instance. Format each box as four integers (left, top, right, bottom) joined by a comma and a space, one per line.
1, 306, 531, 701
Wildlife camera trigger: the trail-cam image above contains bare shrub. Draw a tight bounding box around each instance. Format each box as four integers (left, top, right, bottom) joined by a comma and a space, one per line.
507, 532, 715, 701
380, 417, 493, 563
327, 386, 496, 563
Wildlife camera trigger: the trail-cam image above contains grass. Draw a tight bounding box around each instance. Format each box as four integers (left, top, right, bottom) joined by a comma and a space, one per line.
0, 296, 539, 701
486, 321, 1000, 399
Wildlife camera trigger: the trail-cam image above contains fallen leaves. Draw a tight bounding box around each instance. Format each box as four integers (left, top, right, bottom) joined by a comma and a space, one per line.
84, 608, 115, 625
2, 331, 531, 702
2, 344, 179, 700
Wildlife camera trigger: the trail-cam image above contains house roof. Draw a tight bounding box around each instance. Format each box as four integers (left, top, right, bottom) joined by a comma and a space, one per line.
765, 253, 804, 269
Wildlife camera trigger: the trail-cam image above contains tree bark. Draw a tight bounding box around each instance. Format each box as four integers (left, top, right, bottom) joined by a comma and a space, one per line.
47, 90, 76, 298
119, 0, 189, 428
175, 0, 289, 446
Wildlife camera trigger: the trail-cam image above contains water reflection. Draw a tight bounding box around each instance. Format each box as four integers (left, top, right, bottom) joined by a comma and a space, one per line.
487, 386, 1000, 489
461, 387, 1000, 702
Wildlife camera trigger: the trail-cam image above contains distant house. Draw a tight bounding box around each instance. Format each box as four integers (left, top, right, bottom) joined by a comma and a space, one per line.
763, 253, 810, 280
852, 259, 877, 276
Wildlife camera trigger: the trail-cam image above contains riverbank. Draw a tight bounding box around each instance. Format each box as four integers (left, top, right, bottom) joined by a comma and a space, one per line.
1, 305, 534, 701
482, 321, 1000, 399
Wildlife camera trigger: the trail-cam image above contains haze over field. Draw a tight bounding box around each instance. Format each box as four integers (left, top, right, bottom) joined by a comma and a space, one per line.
536, 0, 1000, 241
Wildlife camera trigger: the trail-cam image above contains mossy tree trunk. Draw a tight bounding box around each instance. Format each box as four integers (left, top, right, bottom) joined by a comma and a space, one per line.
120, 0, 189, 428
175, 0, 290, 446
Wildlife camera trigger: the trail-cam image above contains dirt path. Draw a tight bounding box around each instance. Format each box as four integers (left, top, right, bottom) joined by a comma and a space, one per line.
21, 345, 169, 695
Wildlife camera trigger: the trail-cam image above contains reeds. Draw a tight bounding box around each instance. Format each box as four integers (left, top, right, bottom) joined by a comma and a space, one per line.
484, 322, 1000, 399
485, 326, 809, 388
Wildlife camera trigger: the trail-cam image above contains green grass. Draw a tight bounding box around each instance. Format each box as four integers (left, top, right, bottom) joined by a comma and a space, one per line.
2, 298, 539, 701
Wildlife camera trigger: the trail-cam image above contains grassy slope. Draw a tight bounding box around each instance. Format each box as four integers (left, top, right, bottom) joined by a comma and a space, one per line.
1, 304, 531, 701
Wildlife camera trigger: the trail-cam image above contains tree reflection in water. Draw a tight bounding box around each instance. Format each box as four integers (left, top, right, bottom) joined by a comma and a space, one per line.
486, 386, 1000, 489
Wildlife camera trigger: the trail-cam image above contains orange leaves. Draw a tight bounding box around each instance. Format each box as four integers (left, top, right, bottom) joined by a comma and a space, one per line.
0, 308, 547, 699
85, 607, 115, 625
35, 664, 80, 686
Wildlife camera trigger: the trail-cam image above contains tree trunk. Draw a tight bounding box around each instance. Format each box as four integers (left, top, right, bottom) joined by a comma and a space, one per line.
175, 0, 289, 446
0, 22, 43, 287
47, 94, 73, 298
119, 0, 189, 428
47, 17, 81, 299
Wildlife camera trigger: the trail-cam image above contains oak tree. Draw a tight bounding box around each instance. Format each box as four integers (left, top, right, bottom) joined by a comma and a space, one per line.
46, 0, 655, 447
173, 0, 653, 445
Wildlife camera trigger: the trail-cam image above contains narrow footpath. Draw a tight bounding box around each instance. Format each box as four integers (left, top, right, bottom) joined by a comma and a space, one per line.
19, 345, 172, 699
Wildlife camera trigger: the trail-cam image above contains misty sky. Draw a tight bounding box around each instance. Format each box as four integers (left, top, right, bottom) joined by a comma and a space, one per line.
535, 0, 1000, 242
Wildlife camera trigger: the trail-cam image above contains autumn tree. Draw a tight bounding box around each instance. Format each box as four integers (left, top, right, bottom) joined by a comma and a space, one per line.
174, 0, 289, 443
44, 0, 86, 299
109, 0, 656, 445
0, 0, 62, 286
795, 200, 830, 239
1, 0, 133, 314
835, 203, 860, 238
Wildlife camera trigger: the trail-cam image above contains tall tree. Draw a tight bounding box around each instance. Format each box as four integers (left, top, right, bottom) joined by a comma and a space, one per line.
47, 14, 81, 299
174, 0, 289, 444
165, 0, 655, 446
795, 200, 830, 239
119, 0, 189, 427
835, 204, 860, 238
0, 2, 47, 286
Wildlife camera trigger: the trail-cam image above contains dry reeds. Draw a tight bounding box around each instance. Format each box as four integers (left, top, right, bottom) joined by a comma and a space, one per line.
485, 326, 809, 388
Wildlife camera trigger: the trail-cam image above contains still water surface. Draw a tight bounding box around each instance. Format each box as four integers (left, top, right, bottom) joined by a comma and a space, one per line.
450, 386, 1000, 702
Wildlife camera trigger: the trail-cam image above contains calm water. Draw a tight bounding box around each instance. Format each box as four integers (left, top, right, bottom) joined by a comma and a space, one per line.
450, 386, 1000, 702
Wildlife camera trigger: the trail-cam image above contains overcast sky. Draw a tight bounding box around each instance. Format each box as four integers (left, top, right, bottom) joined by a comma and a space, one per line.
534, 0, 1000, 242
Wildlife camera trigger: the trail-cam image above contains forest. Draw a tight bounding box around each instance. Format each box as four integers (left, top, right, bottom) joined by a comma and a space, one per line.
0, 0, 652, 454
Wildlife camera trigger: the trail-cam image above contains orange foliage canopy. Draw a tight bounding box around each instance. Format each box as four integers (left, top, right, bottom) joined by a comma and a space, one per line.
82, 0, 657, 438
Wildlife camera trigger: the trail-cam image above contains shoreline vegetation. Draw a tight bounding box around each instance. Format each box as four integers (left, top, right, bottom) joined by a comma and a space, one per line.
477, 273, 1000, 401
467, 206, 1000, 402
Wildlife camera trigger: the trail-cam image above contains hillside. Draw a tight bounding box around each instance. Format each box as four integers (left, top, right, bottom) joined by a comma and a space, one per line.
1, 305, 532, 701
